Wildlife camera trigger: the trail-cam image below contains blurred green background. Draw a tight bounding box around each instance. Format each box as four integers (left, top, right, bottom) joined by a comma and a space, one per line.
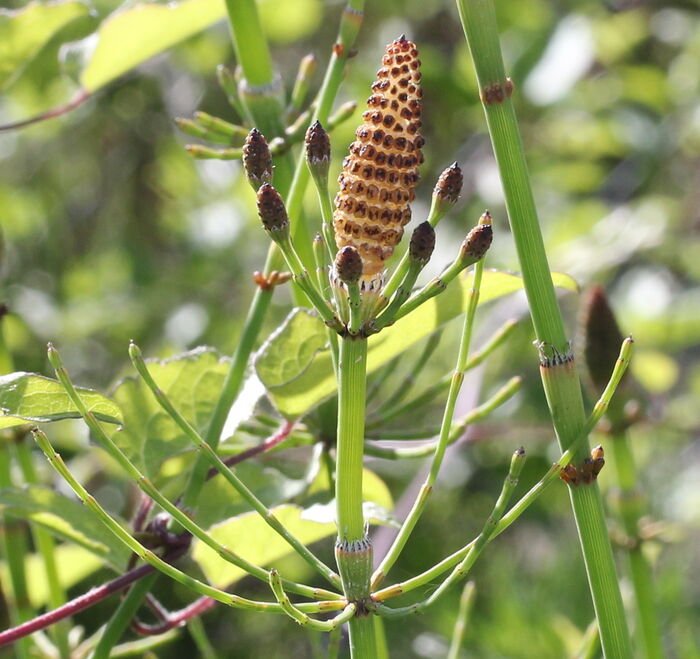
1, 0, 699, 657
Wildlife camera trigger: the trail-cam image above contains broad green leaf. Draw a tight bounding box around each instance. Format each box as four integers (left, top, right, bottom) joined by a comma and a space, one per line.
112, 347, 229, 478
0, 486, 130, 570
256, 269, 579, 417
0, 0, 90, 90
192, 504, 337, 587
0, 545, 103, 608
77, 0, 226, 92
255, 309, 328, 387
0, 372, 122, 430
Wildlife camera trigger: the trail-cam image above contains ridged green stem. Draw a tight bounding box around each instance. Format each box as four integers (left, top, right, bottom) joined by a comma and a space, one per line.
0, 443, 31, 659
91, 575, 158, 659
447, 582, 476, 659
608, 430, 663, 659
15, 440, 71, 659
456, 1, 631, 655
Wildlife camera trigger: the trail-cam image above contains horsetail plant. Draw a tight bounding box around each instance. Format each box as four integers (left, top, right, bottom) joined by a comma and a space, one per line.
0, 21, 642, 659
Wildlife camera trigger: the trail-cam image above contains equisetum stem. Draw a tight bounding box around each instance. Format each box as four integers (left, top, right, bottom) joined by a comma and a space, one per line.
31, 428, 344, 616
48, 345, 340, 600
92, 575, 159, 659
447, 582, 476, 659
372, 257, 485, 589
373, 339, 634, 601
607, 429, 663, 659
375, 448, 525, 616
129, 343, 341, 589
0, 444, 31, 659
456, 2, 632, 655
334, 336, 378, 658
14, 440, 71, 659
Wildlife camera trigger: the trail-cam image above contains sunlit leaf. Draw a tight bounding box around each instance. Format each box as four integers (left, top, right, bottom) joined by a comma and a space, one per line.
192, 504, 337, 587
0, 545, 104, 608
75, 0, 227, 92
0, 486, 130, 570
111, 347, 230, 478
256, 269, 579, 417
0, 372, 122, 430
0, 0, 90, 90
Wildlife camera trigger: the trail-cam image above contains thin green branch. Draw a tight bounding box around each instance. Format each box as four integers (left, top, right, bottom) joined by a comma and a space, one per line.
376, 447, 525, 616
47, 344, 340, 601
371, 339, 634, 600
447, 582, 476, 659
31, 428, 345, 616
129, 343, 341, 589
372, 253, 486, 589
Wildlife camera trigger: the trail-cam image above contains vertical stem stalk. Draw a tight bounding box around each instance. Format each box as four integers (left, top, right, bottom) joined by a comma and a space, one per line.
335, 336, 377, 658
456, 1, 631, 656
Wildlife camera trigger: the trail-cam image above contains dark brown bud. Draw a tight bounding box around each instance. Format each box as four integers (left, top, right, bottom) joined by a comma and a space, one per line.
256, 183, 289, 236
335, 246, 363, 285
433, 162, 463, 206
409, 221, 435, 264
243, 128, 273, 188
579, 286, 625, 392
305, 121, 331, 178
462, 222, 493, 260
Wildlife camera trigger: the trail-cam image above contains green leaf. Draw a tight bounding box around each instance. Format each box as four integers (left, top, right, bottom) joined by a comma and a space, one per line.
255, 309, 328, 388
0, 372, 122, 430
0, 0, 90, 90
256, 269, 579, 417
75, 0, 227, 93
192, 504, 336, 587
112, 347, 229, 478
0, 545, 103, 609
0, 486, 130, 570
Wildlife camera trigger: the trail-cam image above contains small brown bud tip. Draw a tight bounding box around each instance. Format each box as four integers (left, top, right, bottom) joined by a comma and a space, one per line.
305, 121, 331, 167
591, 445, 604, 461
580, 286, 625, 391
409, 221, 436, 263
243, 128, 273, 187
463, 223, 493, 260
515, 446, 526, 458
433, 162, 463, 206
256, 183, 289, 233
335, 246, 363, 284
479, 210, 492, 226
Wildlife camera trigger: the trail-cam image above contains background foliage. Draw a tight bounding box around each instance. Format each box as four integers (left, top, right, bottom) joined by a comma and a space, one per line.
1, 0, 699, 656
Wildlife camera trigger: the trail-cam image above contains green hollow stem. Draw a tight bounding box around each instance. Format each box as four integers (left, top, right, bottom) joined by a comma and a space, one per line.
607, 429, 663, 659
0, 443, 31, 659
188, 616, 218, 659
372, 257, 485, 589
91, 574, 159, 659
372, 339, 633, 602
335, 337, 368, 543
376, 448, 525, 616
456, 1, 631, 655
447, 581, 476, 659
48, 345, 340, 602
129, 343, 341, 589
335, 336, 378, 658
367, 319, 518, 428
31, 428, 344, 616
14, 440, 71, 659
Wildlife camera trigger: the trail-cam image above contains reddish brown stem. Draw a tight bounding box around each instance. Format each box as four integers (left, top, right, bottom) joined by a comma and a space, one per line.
131, 595, 217, 636
0, 548, 184, 648
206, 420, 295, 480
0, 90, 91, 132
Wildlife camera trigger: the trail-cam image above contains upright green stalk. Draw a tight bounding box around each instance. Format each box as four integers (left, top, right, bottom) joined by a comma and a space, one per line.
0, 443, 31, 659
608, 430, 663, 659
456, 2, 631, 655
335, 335, 377, 657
